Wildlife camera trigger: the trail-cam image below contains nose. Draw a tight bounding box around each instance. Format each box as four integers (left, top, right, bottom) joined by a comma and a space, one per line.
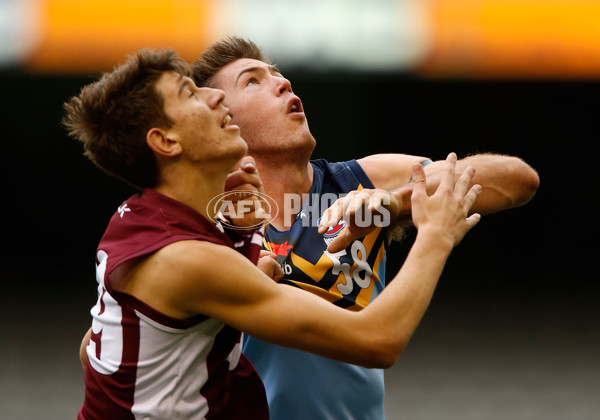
202, 87, 226, 109
274, 76, 292, 96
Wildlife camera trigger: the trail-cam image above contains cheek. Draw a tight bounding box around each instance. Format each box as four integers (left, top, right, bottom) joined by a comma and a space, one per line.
231, 98, 257, 120
231, 105, 261, 132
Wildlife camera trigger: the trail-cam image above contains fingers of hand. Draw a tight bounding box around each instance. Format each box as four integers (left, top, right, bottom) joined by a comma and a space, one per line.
234, 155, 256, 173
259, 250, 277, 259
320, 189, 393, 235
225, 169, 250, 191
392, 184, 413, 214
326, 229, 353, 253
371, 190, 401, 216
227, 185, 258, 200
257, 255, 284, 282
462, 183, 482, 213
465, 212, 482, 229
319, 190, 365, 231
225, 174, 263, 195
410, 163, 427, 203
319, 198, 345, 233
272, 265, 284, 282
338, 190, 359, 215
439, 152, 458, 193
454, 165, 475, 196
411, 153, 482, 237
348, 190, 372, 217
226, 156, 262, 192
368, 191, 386, 211
455, 183, 482, 238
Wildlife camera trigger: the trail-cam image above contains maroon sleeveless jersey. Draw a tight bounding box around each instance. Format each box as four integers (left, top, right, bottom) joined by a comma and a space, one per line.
78, 188, 268, 420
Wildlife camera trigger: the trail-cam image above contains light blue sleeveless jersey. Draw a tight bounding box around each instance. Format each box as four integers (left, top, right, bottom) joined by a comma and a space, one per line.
243, 159, 389, 420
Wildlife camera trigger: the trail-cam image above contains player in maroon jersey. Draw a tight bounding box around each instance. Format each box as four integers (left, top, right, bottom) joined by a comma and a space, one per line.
65, 48, 482, 419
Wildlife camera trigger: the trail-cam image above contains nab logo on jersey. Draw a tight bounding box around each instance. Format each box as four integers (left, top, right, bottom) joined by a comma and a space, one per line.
320, 218, 346, 246
268, 240, 294, 257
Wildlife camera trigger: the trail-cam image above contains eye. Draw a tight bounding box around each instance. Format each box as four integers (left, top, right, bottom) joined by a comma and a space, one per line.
246, 77, 258, 86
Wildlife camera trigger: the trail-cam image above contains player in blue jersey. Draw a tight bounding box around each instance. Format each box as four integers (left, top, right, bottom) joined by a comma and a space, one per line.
192, 37, 540, 419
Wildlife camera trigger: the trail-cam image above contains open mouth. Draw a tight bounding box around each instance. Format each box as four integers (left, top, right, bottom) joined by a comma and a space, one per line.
288, 97, 303, 114
221, 113, 232, 128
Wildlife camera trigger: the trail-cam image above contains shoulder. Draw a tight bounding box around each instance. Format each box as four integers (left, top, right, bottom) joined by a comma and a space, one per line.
310, 158, 359, 175
101, 190, 235, 278
310, 158, 375, 191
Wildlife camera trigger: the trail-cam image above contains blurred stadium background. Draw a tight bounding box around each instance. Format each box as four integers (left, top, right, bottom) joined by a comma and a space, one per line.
1, 1, 598, 419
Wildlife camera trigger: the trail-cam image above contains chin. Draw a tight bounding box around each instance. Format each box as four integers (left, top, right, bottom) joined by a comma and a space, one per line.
295, 133, 316, 156
231, 140, 248, 160
230, 135, 248, 152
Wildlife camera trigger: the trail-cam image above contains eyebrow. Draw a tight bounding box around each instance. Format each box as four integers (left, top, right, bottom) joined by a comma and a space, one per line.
235, 64, 281, 85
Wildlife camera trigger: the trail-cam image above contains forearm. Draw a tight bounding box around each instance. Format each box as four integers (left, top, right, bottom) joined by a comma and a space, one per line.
305, 226, 455, 368
353, 154, 480, 365
426, 154, 539, 214
250, 229, 449, 369
388, 154, 539, 216
360, 228, 453, 359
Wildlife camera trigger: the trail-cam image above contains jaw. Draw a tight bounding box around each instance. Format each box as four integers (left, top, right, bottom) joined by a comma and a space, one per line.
250, 131, 315, 172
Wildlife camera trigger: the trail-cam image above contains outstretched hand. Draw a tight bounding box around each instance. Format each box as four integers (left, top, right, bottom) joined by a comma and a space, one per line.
411, 152, 481, 247
318, 188, 401, 253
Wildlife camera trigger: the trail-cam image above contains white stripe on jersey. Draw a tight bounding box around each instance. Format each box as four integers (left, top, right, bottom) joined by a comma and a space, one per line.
132, 313, 226, 419
251, 232, 264, 246
88, 286, 123, 375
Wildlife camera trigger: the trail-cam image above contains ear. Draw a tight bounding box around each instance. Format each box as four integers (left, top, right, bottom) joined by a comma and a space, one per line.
147, 128, 182, 157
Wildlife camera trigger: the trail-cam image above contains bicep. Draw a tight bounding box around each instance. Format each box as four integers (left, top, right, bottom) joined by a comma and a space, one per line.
357, 154, 428, 189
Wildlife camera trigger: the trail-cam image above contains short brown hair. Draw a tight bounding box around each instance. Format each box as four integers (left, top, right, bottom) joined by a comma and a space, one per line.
192, 36, 269, 87
63, 49, 191, 189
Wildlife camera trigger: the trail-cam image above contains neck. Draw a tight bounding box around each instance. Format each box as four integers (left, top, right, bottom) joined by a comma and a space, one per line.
253, 155, 313, 230
154, 161, 231, 221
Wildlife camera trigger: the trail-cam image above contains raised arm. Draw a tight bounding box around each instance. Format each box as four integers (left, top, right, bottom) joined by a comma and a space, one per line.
358, 152, 539, 215
118, 154, 480, 369
419, 153, 539, 214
